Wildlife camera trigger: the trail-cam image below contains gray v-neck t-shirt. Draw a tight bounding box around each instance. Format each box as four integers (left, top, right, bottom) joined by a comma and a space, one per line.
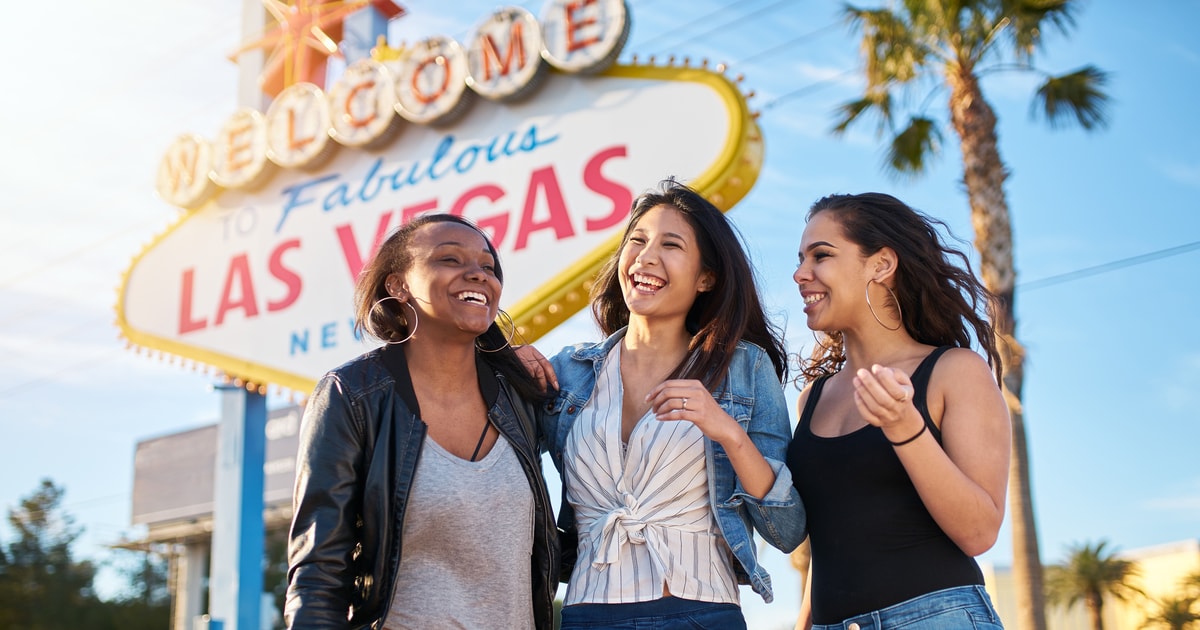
383, 434, 534, 629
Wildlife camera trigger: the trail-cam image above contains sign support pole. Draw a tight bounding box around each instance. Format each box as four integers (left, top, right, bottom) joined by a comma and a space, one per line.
208, 385, 267, 630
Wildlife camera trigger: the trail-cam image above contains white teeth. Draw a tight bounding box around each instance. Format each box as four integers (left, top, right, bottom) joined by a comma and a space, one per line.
632, 273, 665, 288
804, 294, 825, 305
457, 291, 488, 305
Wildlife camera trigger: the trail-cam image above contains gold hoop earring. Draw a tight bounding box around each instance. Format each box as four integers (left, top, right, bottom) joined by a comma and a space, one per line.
476, 309, 517, 353
865, 279, 902, 331
369, 296, 419, 344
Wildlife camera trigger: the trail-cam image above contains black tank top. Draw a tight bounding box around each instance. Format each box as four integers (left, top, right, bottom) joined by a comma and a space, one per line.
786, 346, 983, 624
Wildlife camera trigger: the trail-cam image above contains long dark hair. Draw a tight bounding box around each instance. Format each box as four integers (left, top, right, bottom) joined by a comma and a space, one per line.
800, 193, 1002, 383
591, 179, 787, 388
353, 213, 547, 400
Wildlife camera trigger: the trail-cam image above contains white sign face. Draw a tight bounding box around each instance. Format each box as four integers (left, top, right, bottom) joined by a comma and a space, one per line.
120, 66, 762, 394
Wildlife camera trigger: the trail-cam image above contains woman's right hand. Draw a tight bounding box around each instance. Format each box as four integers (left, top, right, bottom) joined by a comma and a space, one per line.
513, 345, 559, 391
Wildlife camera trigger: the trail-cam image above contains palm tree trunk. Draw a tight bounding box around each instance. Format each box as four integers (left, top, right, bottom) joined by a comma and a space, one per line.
1086, 593, 1104, 630
946, 65, 1047, 630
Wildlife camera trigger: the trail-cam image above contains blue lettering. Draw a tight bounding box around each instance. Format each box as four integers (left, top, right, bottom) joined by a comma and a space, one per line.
349, 318, 363, 341
357, 158, 386, 203
324, 183, 353, 211
289, 330, 309, 355
455, 145, 480, 173
427, 136, 456, 180
276, 174, 338, 232
321, 322, 337, 348
272, 124, 560, 232
521, 124, 558, 152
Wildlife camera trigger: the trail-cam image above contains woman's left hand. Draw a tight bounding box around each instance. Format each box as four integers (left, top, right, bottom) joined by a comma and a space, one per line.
852, 364, 921, 440
646, 379, 741, 445
512, 344, 559, 391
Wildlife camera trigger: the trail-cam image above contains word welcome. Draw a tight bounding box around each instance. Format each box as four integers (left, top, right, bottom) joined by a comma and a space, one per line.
156, 0, 630, 210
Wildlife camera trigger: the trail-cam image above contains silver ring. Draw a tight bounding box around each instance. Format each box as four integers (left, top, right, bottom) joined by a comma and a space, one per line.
682, 397, 688, 410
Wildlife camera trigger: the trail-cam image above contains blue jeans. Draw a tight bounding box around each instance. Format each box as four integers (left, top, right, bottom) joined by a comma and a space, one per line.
811, 585, 1003, 629
560, 596, 746, 630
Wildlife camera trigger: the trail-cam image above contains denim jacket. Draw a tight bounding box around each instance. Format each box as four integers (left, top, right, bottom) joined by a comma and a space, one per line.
540, 328, 807, 603
285, 346, 558, 630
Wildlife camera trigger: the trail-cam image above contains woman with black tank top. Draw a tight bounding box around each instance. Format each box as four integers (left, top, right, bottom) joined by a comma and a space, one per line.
786, 193, 1009, 629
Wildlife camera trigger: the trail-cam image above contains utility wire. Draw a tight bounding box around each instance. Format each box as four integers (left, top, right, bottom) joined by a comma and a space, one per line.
733, 22, 839, 66
1017, 239, 1200, 292
760, 68, 857, 110
626, 0, 764, 55
650, 0, 795, 57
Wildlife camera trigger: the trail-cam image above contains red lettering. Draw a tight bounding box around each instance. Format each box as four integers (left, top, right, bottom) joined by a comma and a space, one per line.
178, 268, 208, 335
287, 108, 314, 151
481, 21, 527, 81
162, 139, 203, 195
565, 0, 601, 52
344, 81, 378, 128
583, 145, 632, 231
412, 56, 452, 104
214, 254, 260, 326
514, 166, 575, 251
223, 121, 254, 171
336, 212, 394, 281
452, 184, 509, 246
267, 239, 303, 311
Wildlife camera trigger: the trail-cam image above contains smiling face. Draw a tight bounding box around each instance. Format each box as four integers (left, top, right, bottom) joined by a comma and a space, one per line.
793, 210, 873, 332
391, 221, 501, 341
616, 204, 714, 323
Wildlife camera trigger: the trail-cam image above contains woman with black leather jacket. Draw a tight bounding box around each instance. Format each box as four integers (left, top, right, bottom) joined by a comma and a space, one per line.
284, 214, 558, 630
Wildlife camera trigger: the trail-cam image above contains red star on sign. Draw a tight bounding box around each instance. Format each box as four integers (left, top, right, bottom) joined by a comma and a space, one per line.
233, 0, 404, 98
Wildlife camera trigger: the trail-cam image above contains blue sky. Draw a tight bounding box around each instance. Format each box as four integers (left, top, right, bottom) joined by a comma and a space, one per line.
2, 0, 1198, 626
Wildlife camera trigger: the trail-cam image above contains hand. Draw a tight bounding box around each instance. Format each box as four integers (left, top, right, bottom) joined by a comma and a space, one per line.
513, 345, 558, 391
852, 364, 920, 440
645, 379, 741, 446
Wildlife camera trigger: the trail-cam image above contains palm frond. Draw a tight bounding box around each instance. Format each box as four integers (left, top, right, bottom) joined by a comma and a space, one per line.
1046, 540, 1144, 611
843, 5, 929, 88
1032, 65, 1111, 130
884, 116, 940, 175
1002, 0, 1080, 57
831, 92, 893, 136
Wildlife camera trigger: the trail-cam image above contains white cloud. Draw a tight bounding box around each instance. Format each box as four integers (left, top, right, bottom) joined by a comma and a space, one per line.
1159, 160, 1200, 187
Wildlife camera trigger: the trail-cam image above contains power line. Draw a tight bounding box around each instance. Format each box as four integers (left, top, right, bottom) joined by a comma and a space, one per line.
759, 68, 856, 110
649, 0, 795, 57
733, 22, 839, 66
1017, 239, 1200, 292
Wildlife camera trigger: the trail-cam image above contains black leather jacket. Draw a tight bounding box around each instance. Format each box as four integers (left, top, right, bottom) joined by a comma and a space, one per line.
284, 346, 559, 629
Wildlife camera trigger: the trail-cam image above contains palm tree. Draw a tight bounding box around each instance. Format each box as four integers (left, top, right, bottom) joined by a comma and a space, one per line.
832, 3, 1110, 627
1141, 595, 1200, 630
1045, 540, 1141, 630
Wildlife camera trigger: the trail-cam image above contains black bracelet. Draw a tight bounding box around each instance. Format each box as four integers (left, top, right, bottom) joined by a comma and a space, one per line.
888, 422, 927, 447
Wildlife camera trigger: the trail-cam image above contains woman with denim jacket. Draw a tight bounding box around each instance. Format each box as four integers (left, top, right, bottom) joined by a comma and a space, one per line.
534, 179, 807, 629
284, 214, 558, 630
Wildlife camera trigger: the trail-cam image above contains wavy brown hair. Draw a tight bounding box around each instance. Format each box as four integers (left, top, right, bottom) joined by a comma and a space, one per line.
353, 213, 546, 400
799, 193, 1002, 384
591, 179, 787, 389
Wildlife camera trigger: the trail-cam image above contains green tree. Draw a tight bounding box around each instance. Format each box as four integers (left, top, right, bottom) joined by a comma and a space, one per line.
1141, 594, 1200, 630
833, 2, 1111, 628
102, 545, 172, 630
1046, 540, 1141, 630
0, 478, 104, 628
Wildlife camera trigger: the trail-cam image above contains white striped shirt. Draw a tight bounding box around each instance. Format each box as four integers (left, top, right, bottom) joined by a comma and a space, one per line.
562, 345, 739, 605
